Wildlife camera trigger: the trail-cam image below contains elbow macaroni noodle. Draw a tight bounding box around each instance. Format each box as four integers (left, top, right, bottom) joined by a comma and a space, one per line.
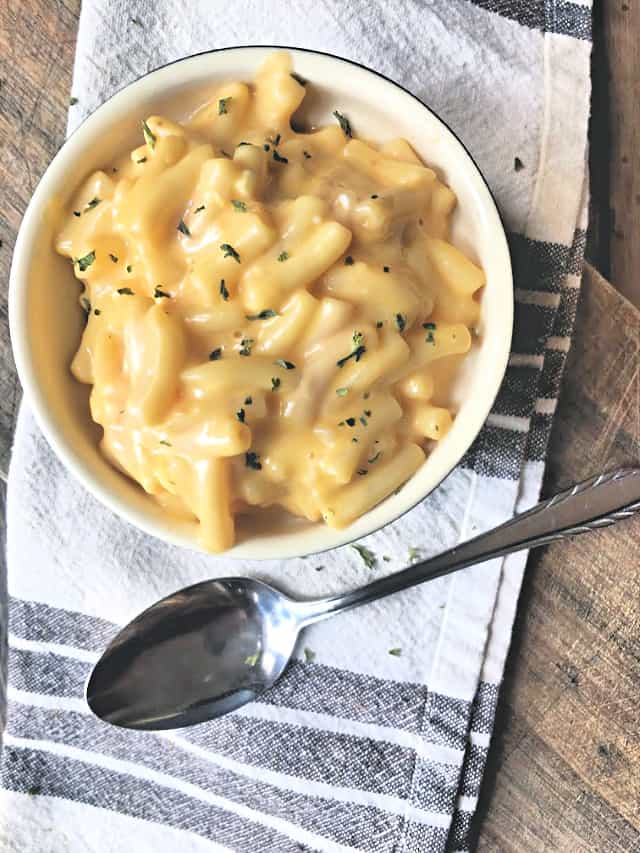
55, 52, 485, 552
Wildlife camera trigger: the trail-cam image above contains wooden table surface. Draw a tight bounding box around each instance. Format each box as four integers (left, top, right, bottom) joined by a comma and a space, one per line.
1, 2, 639, 851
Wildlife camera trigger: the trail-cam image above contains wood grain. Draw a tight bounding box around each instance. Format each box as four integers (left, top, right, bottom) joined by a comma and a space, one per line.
0, 0, 80, 478
475, 265, 640, 851
587, 0, 640, 309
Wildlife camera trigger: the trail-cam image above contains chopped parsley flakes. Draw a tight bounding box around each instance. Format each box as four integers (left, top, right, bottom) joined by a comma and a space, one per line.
209, 348, 222, 361
271, 377, 281, 391
117, 287, 134, 295
245, 451, 262, 470
395, 313, 406, 333
69, 96, 78, 106
232, 199, 247, 212
154, 287, 171, 299
351, 543, 376, 569
85, 197, 101, 211
277, 251, 289, 262
109, 253, 118, 263
273, 149, 288, 164
333, 110, 352, 137
219, 279, 229, 300
304, 647, 316, 663
194, 204, 205, 213
75, 250, 96, 272
337, 331, 366, 368
336, 387, 348, 397
408, 547, 422, 563
177, 219, 191, 236
244, 396, 253, 405
274, 359, 295, 370
388, 648, 402, 657
220, 243, 240, 262
239, 338, 254, 357
368, 451, 381, 464
344, 255, 354, 265
303, 150, 312, 159
141, 119, 156, 150
159, 439, 172, 447
246, 309, 278, 320
236, 408, 246, 422
218, 97, 232, 115
244, 652, 259, 666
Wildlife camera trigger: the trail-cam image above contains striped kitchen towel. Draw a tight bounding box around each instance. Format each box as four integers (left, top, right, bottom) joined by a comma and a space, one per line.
0, 1, 592, 851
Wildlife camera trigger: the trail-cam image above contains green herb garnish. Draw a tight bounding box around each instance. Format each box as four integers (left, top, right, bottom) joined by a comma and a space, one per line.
136, 157, 147, 164
274, 359, 295, 370
357, 468, 368, 476
333, 110, 352, 137
336, 387, 348, 397
154, 287, 171, 299
232, 199, 247, 212
371, 194, 379, 199
337, 331, 366, 368
408, 547, 422, 563
194, 205, 205, 213
239, 338, 254, 357
359, 415, 368, 427
219, 279, 229, 301
117, 287, 134, 295
75, 250, 96, 272
383, 265, 390, 273
73, 211, 81, 217
277, 251, 289, 262
126, 264, 133, 273
304, 647, 316, 663
422, 322, 437, 330
273, 149, 288, 164
209, 348, 222, 361
388, 648, 402, 657
236, 408, 245, 422
263, 143, 270, 152
351, 543, 376, 569
345, 417, 356, 427
94, 308, 101, 316
69, 96, 78, 106
245, 653, 259, 666
141, 119, 156, 150
85, 197, 101, 211
220, 243, 240, 262
271, 377, 281, 391
246, 309, 278, 320
218, 97, 232, 115
245, 451, 262, 470
395, 313, 406, 332
368, 451, 381, 464
159, 439, 172, 446
303, 150, 312, 159
109, 253, 118, 263
177, 219, 191, 236
344, 255, 354, 265
244, 396, 253, 405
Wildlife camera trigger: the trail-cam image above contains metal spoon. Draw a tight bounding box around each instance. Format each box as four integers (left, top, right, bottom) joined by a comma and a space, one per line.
87, 467, 640, 730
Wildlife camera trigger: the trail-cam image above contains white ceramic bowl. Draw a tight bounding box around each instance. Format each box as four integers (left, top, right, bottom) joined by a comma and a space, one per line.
10, 46, 513, 559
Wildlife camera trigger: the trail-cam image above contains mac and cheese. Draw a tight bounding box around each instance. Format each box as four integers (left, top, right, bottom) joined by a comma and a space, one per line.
55, 52, 484, 552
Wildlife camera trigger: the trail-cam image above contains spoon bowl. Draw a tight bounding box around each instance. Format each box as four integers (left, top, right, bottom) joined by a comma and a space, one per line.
86, 577, 302, 729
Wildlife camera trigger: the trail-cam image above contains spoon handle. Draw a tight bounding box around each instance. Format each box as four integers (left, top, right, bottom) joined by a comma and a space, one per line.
298, 467, 640, 624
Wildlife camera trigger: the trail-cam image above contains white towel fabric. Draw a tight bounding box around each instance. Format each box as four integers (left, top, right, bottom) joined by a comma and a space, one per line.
0, 2, 592, 851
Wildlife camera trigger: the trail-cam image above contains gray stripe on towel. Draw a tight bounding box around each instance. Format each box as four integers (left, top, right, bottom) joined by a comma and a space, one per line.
4, 702, 408, 851
1, 744, 314, 853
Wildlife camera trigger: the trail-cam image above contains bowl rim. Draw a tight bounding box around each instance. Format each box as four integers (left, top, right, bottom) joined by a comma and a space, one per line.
9, 44, 513, 559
